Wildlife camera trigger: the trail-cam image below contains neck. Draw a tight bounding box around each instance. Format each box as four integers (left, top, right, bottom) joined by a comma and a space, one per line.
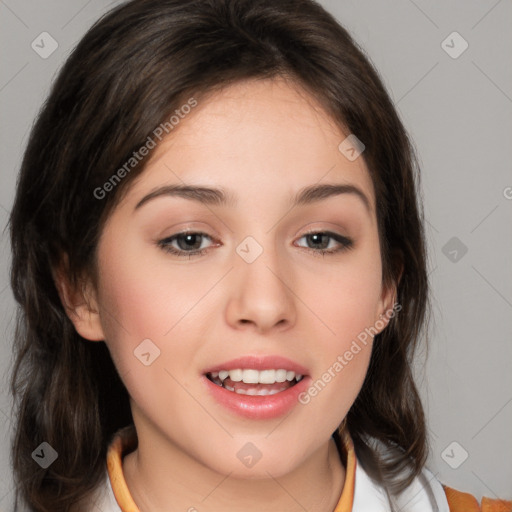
123, 428, 345, 512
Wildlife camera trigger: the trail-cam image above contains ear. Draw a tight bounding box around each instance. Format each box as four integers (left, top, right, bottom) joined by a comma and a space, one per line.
375, 257, 404, 333
52, 255, 105, 342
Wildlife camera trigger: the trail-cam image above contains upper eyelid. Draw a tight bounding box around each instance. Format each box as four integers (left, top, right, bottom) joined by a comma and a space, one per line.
160, 228, 347, 239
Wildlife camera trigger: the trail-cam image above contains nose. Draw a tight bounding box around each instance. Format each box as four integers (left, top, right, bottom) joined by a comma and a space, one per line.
225, 241, 297, 334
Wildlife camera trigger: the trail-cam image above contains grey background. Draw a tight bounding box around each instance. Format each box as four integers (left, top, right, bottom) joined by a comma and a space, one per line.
1, 0, 511, 509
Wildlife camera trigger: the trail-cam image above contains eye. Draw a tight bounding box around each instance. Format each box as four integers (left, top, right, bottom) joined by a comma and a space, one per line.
295, 231, 353, 256
158, 231, 216, 258
157, 230, 354, 259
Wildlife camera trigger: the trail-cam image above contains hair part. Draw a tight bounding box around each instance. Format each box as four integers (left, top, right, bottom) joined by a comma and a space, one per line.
9, 0, 431, 510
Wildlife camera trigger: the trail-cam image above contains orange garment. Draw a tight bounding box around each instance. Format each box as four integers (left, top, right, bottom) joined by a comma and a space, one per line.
444, 485, 512, 512
105, 425, 511, 512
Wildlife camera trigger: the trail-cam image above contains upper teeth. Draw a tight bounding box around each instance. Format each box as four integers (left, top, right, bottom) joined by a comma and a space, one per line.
210, 369, 303, 384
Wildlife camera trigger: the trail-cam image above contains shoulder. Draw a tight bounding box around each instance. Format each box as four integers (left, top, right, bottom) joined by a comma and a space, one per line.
353, 458, 451, 511
443, 485, 512, 512
350, 437, 511, 512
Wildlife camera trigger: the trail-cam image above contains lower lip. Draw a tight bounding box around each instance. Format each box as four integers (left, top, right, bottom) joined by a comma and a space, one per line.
202, 375, 310, 420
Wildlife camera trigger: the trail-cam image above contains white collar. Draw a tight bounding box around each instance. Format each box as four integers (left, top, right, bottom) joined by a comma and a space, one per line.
353, 455, 450, 512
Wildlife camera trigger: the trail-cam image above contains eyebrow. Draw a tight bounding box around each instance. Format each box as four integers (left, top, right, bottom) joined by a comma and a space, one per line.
133, 182, 371, 213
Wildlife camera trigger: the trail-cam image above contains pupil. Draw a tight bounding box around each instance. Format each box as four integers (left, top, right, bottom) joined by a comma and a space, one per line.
310, 233, 327, 249
179, 234, 201, 250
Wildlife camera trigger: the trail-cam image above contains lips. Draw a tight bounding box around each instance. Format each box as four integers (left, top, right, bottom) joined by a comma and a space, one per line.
201, 355, 310, 419
203, 355, 309, 375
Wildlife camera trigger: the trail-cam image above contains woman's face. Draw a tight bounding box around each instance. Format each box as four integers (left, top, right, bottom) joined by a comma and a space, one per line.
80, 78, 395, 477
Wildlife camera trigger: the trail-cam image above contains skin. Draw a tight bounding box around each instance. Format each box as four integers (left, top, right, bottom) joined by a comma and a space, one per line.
58, 77, 397, 512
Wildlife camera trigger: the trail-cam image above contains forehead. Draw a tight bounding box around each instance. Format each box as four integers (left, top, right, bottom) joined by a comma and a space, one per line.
122, 77, 376, 214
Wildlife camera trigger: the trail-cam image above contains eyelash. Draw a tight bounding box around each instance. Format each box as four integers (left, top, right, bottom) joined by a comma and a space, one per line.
157, 230, 354, 259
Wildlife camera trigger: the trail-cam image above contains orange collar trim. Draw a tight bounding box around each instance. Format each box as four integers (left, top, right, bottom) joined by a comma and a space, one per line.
106, 425, 356, 512
106, 425, 139, 512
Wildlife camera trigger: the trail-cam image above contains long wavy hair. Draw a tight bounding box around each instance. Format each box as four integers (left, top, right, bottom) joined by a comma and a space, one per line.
9, 0, 431, 510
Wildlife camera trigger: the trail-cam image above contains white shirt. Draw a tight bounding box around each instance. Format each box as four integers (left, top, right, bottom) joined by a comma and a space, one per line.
352, 459, 449, 511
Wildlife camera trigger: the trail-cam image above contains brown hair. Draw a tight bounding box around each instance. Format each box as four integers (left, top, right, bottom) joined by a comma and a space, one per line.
9, 0, 431, 510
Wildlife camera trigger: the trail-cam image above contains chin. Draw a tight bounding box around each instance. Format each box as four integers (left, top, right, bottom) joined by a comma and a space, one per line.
198, 447, 302, 480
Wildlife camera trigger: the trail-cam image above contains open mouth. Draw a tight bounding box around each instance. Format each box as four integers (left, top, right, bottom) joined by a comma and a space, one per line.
206, 368, 305, 396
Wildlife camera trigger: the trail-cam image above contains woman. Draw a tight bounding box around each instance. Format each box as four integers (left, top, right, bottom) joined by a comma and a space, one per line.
9, 0, 511, 510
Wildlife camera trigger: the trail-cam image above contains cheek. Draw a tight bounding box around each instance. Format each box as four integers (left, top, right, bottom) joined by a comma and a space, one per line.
301, 249, 383, 347
93, 232, 230, 416
298, 326, 373, 438
295, 241, 381, 419
96, 227, 218, 343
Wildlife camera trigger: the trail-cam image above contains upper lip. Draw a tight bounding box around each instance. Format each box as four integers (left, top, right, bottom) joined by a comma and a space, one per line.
203, 355, 309, 375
